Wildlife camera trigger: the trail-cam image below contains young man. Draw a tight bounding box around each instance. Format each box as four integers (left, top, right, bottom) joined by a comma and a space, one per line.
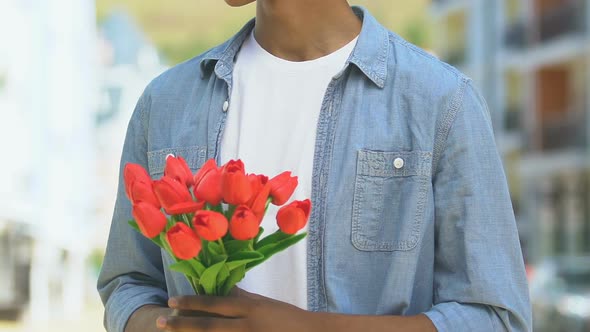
98, 0, 532, 331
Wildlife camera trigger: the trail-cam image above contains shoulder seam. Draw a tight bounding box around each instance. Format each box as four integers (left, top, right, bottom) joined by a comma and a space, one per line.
387, 32, 464, 80
431, 77, 471, 175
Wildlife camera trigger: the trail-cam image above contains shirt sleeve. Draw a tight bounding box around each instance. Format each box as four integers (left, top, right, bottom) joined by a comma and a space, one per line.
423, 80, 532, 332
97, 86, 169, 332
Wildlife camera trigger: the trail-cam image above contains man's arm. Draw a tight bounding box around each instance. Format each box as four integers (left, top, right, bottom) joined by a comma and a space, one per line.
98, 86, 169, 332
157, 291, 436, 332
423, 79, 532, 331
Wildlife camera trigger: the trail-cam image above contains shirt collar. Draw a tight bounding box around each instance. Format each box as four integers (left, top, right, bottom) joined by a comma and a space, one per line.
199, 6, 390, 88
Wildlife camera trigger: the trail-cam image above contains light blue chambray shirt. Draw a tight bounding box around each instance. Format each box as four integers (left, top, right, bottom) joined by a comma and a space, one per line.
98, 6, 532, 332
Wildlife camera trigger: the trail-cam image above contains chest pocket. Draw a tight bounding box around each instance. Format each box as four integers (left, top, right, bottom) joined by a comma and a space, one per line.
351, 149, 432, 252
147, 146, 207, 179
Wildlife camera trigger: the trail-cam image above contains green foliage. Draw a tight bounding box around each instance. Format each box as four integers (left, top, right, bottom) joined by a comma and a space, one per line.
167, 229, 306, 296
199, 259, 227, 294
247, 232, 307, 271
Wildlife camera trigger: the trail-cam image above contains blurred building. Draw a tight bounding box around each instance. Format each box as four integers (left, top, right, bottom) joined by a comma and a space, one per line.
431, 0, 590, 263
0, 0, 99, 322
0, 0, 166, 326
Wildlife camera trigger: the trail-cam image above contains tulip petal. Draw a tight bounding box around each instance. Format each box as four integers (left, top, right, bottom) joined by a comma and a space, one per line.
132, 202, 167, 238
194, 159, 218, 187
153, 176, 195, 213
166, 223, 202, 260
124, 163, 151, 199
195, 168, 223, 206
229, 205, 260, 240
165, 201, 205, 215
193, 210, 229, 241
269, 171, 298, 205
276, 199, 311, 235
164, 156, 194, 188
221, 160, 252, 205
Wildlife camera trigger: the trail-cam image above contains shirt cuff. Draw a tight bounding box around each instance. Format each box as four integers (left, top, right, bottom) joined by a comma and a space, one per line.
423, 302, 503, 332
104, 284, 168, 332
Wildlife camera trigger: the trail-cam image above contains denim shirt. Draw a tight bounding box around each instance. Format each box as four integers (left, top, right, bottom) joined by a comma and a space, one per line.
98, 6, 532, 332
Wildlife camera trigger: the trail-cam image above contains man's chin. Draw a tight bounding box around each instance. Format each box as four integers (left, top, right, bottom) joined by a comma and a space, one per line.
225, 0, 256, 7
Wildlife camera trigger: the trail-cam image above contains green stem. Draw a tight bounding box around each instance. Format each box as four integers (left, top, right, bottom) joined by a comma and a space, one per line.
192, 277, 201, 295
166, 216, 176, 231
182, 214, 192, 227
217, 239, 227, 255
263, 197, 273, 217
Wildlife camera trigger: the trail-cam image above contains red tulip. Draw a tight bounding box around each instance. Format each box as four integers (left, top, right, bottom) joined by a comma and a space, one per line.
247, 174, 267, 196
229, 205, 260, 240
128, 179, 161, 208
194, 160, 223, 206
153, 176, 202, 215
164, 156, 194, 188
193, 210, 228, 241
221, 160, 252, 205
276, 199, 311, 235
166, 223, 202, 260
132, 202, 167, 238
123, 163, 151, 199
194, 159, 217, 187
269, 171, 298, 205
248, 175, 271, 222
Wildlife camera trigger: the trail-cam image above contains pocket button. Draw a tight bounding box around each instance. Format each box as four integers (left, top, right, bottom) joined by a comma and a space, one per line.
393, 157, 405, 169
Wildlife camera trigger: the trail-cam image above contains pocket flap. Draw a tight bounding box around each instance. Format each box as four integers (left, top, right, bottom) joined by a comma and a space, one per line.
357, 150, 432, 177
147, 146, 207, 176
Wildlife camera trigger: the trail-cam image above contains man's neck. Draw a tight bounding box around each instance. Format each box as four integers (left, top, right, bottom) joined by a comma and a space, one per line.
254, 0, 361, 62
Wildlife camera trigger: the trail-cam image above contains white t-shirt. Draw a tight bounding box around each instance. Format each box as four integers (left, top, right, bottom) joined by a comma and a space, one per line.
220, 30, 357, 309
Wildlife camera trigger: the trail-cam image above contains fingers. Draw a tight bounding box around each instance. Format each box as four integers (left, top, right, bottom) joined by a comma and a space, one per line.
157, 315, 243, 332
169, 295, 251, 317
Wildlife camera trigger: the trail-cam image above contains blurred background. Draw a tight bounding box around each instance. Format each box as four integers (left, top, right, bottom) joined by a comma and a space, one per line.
0, 0, 588, 331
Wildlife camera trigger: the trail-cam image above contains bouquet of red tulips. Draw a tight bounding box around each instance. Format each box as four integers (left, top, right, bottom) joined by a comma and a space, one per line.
123, 156, 310, 296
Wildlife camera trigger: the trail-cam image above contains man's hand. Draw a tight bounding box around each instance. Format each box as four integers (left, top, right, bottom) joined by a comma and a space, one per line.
155, 289, 436, 332
126, 305, 173, 332
156, 289, 312, 332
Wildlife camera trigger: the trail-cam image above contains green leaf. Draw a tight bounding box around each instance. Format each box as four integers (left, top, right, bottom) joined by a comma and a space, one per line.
226, 251, 264, 271
188, 260, 206, 277
224, 240, 251, 254
221, 265, 246, 296
255, 230, 291, 249
128, 219, 141, 233
248, 233, 307, 271
253, 227, 264, 243
186, 275, 204, 295
216, 265, 230, 294
207, 241, 223, 256
169, 260, 199, 278
159, 233, 174, 257
210, 253, 228, 265
199, 259, 227, 295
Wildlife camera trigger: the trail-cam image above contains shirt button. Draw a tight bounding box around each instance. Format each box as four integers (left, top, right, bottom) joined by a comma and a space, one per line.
222, 100, 229, 112
393, 157, 404, 169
